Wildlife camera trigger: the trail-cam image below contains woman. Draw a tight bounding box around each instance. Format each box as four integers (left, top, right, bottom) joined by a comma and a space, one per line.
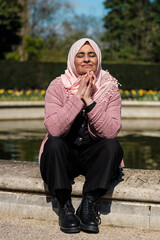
39, 38, 124, 234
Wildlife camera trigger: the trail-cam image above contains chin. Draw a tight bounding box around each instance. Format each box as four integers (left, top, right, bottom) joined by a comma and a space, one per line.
82, 69, 94, 74
78, 68, 96, 75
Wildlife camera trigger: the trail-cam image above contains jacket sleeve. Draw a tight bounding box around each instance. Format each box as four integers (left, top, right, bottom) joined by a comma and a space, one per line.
87, 89, 122, 139
44, 80, 84, 136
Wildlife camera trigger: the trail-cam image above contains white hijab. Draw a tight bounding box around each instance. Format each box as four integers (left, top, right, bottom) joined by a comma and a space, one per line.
61, 38, 118, 101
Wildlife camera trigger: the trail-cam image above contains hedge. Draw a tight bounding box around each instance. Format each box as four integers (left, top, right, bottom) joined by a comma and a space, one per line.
0, 61, 159, 90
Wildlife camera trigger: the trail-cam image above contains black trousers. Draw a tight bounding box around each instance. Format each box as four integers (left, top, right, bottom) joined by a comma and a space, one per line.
40, 136, 123, 196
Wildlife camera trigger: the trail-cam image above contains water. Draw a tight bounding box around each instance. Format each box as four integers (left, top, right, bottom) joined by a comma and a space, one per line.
0, 131, 160, 170
118, 135, 160, 170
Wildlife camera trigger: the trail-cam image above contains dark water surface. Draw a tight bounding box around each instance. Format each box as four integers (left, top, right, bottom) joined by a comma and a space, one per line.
118, 135, 160, 170
0, 133, 160, 170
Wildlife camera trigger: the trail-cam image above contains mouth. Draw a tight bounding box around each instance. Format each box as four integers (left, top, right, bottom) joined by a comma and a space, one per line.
82, 64, 92, 68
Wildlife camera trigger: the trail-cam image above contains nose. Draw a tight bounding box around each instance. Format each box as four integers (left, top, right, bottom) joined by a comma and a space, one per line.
84, 54, 90, 62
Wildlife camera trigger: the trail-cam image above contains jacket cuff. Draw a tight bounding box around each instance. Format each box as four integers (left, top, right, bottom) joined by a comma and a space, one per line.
85, 102, 96, 113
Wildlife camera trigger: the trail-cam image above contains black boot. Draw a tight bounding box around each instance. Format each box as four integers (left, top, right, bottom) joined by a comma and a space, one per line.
76, 195, 100, 233
56, 192, 80, 233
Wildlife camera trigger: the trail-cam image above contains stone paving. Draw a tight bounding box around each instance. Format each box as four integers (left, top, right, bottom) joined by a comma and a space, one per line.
1, 216, 160, 240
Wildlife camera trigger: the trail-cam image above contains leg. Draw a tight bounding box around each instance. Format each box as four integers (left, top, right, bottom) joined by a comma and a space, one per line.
76, 138, 123, 233
40, 135, 80, 233
82, 138, 123, 193
40, 135, 78, 194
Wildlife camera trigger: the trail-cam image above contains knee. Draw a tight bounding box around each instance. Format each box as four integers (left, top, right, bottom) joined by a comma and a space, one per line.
102, 138, 118, 146
101, 138, 123, 155
46, 135, 67, 151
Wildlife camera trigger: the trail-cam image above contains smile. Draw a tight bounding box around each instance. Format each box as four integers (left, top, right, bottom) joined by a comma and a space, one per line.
82, 65, 92, 67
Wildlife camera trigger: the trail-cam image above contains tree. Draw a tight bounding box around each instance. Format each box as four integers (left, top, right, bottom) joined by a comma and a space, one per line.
102, 0, 157, 62
13, 0, 73, 61
28, 0, 72, 38
35, 13, 105, 63
150, 0, 160, 61
24, 35, 43, 61
18, 0, 29, 61
0, 0, 22, 59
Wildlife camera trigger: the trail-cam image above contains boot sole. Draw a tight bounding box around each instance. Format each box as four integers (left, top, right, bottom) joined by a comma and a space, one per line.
60, 226, 80, 233
80, 223, 99, 233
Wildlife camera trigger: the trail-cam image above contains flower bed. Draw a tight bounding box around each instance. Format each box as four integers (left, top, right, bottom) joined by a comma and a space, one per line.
0, 89, 160, 101
0, 89, 45, 101
120, 89, 160, 101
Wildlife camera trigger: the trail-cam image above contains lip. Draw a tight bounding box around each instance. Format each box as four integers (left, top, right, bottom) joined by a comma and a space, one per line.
82, 64, 92, 67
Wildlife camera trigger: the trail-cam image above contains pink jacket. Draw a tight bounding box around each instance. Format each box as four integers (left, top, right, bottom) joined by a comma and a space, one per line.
39, 77, 124, 168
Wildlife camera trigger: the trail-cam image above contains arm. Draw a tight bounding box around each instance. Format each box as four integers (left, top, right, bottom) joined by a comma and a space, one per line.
44, 79, 84, 136
88, 89, 122, 139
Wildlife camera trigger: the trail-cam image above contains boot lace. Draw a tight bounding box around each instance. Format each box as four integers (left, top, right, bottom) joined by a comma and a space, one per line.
83, 197, 101, 225
94, 203, 101, 225
62, 200, 75, 216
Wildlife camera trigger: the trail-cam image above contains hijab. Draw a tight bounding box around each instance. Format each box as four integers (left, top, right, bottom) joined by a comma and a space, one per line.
61, 38, 118, 101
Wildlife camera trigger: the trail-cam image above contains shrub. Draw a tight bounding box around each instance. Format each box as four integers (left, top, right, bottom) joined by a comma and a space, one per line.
0, 61, 159, 90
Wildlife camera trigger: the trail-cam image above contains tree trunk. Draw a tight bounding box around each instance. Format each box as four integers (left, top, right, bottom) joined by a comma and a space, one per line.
18, 0, 29, 61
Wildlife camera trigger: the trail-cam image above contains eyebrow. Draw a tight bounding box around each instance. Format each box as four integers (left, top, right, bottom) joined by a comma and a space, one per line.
77, 51, 96, 55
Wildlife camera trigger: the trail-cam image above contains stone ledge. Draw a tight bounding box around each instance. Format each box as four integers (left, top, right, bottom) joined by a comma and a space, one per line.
0, 191, 160, 231
0, 100, 160, 107
0, 160, 160, 231
122, 100, 160, 107
0, 101, 160, 120
0, 101, 44, 107
0, 160, 160, 203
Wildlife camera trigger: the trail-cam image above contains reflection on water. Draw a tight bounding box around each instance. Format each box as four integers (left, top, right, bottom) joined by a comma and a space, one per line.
0, 133, 160, 170
119, 135, 160, 170
0, 138, 41, 162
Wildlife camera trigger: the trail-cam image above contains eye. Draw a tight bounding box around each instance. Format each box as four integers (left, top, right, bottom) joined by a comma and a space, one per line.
89, 52, 96, 57
76, 53, 84, 58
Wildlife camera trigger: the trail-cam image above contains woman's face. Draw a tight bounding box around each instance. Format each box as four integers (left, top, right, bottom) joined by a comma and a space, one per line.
74, 43, 98, 75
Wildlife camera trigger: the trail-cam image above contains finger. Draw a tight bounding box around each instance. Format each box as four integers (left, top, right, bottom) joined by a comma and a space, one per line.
92, 74, 96, 85
85, 75, 91, 84
89, 79, 93, 88
87, 73, 95, 85
88, 71, 95, 81
80, 74, 87, 82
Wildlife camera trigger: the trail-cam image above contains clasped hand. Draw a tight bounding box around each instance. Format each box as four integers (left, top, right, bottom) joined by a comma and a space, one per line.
76, 71, 96, 106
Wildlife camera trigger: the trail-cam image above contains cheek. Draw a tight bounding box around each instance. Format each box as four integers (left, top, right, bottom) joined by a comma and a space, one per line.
94, 59, 98, 68
74, 59, 80, 69
93, 56, 98, 64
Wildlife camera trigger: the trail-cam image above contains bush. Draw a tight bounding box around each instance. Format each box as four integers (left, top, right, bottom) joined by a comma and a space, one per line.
0, 61, 66, 89
102, 63, 160, 90
0, 61, 159, 90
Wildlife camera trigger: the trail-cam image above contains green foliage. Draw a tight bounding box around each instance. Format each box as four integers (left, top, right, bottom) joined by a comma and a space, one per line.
38, 36, 68, 62
150, 0, 160, 61
0, 88, 160, 101
0, 61, 159, 90
102, 0, 160, 62
102, 63, 160, 90
0, 61, 67, 89
0, 89, 45, 101
5, 52, 21, 61
24, 35, 44, 61
0, 0, 22, 59
120, 89, 160, 101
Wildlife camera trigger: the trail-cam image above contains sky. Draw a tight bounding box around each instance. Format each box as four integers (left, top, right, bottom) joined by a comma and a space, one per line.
64, 0, 106, 18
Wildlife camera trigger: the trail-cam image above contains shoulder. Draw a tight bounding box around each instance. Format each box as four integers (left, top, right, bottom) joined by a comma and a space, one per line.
48, 77, 62, 88
46, 77, 64, 93
102, 70, 119, 84
45, 77, 65, 101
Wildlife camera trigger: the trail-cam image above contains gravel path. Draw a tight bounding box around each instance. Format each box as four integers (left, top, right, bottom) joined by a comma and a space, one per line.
0, 216, 160, 240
